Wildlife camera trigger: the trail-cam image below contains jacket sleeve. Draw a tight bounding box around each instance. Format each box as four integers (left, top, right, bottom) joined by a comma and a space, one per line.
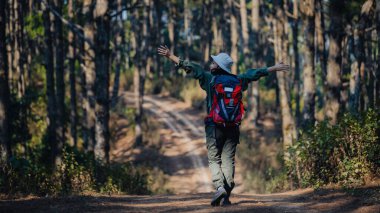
176, 59, 212, 91
238, 67, 269, 91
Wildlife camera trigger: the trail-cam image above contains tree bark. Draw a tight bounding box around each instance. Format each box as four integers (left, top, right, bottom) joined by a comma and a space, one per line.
167, 1, 175, 56
291, 0, 301, 127
240, 0, 249, 63
133, 2, 148, 147
0, 0, 12, 163
16, 0, 29, 156
228, 0, 238, 74
6, 0, 13, 93
201, 0, 212, 65
348, 26, 360, 114
111, 0, 125, 107
316, 0, 327, 85
82, 0, 96, 152
68, 0, 78, 147
300, 0, 316, 126
273, 0, 297, 163
248, 0, 261, 127
43, 1, 58, 167
184, 0, 192, 60
12, 0, 20, 95
376, 0, 380, 108
53, 0, 65, 165
325, 0, 344, 124
154, 0, 164, 77
357, 0, 374, 112
94, 0, 110, 163
212, 2, 224, 53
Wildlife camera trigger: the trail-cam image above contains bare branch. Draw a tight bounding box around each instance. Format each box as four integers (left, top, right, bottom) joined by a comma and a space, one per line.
268, 38, 275, 44
234, 1, 240, 9
365, 26, 376, 32
39, 0, 94, 47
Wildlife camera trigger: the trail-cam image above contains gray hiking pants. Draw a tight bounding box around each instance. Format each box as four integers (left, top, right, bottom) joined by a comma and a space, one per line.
205, 125, 239, 194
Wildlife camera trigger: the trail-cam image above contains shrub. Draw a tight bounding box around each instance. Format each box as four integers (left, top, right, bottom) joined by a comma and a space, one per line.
288, 109, 380, 188
0, 145, 151, 197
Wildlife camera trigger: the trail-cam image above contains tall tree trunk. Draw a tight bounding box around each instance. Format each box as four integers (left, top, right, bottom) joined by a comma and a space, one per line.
111, 0, 125, 107
349, 28, 360, 114
248, 0, 261, 127
43, 2, 58, 167
366, 22, 374, 109
300, 0, 316, 126
362, 0, 375, 110
83, 0, 96, 152
6, 0, 12, 93
212, 2, 224, 53
184, 0, 192, 60
11, 0, 20, 95
201, 0, 211, 65
133, 2, 148, 147
273, 0, 297, 164
68, 0, 78, 147
325, 0, 344, 124
316, 0, 327, 85
291, 0, 301, 127
0, 0, 12, 163
211, 16, 220, 53
167, 0, 175, 61
145, 0, 153, 80
154, 0, 164, 77
228, 0, 238, 74
357, 0, 374, 112
376, 0, 380, 109
240, 0, 250, 66
16, 0, 28, 156
94, 0, 110, 163
53, 0, 65, 165
349, 1, 374, 114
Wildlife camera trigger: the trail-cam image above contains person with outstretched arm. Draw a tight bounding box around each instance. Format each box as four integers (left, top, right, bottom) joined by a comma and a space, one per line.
157, 45, 290, 206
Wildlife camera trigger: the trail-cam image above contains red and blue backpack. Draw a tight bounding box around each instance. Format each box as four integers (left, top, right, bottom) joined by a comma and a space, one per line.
207, 74, 245, 126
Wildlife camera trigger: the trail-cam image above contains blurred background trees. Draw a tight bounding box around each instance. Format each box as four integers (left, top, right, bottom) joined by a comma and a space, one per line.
0, 0, 379, 195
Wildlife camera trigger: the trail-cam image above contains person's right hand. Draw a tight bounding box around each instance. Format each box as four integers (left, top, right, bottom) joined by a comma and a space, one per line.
268, 62, 290, 73
157, 45, 170, 57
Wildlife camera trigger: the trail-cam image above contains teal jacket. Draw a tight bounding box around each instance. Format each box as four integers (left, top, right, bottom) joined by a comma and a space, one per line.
176, 59, 269, 114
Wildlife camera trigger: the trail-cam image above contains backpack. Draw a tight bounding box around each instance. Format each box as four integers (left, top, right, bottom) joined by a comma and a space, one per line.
207, 74, 245, 126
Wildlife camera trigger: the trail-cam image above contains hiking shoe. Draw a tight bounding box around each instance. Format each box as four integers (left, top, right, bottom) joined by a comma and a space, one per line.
210, 187, 227, 206
220, 196, 232, 206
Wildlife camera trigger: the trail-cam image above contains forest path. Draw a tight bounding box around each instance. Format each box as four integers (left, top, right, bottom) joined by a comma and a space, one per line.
117, 92, 246, 194
2, 187, 379, 212
1, 93, 379, 212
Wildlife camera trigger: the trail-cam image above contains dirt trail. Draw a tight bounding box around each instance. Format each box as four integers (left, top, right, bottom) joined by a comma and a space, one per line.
2, 93, 379, 212
139, 93, 247, 194
142, 94, 212, 193
2, 187, 379, 212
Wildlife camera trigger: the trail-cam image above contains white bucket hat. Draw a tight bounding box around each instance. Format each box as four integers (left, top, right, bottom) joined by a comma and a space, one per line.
211, 53, 234, 74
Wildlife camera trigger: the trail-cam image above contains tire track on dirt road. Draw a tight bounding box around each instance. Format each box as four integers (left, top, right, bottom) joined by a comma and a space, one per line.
144, 97, 212, 193
125, 92, 213, 193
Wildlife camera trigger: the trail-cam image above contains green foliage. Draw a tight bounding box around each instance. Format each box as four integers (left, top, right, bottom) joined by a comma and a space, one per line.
0, 145, 151, 196
288, 109, 380, 188
25, 12, 44, 40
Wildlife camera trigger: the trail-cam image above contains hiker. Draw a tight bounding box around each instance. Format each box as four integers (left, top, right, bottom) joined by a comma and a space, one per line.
157, 45, 290, 206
